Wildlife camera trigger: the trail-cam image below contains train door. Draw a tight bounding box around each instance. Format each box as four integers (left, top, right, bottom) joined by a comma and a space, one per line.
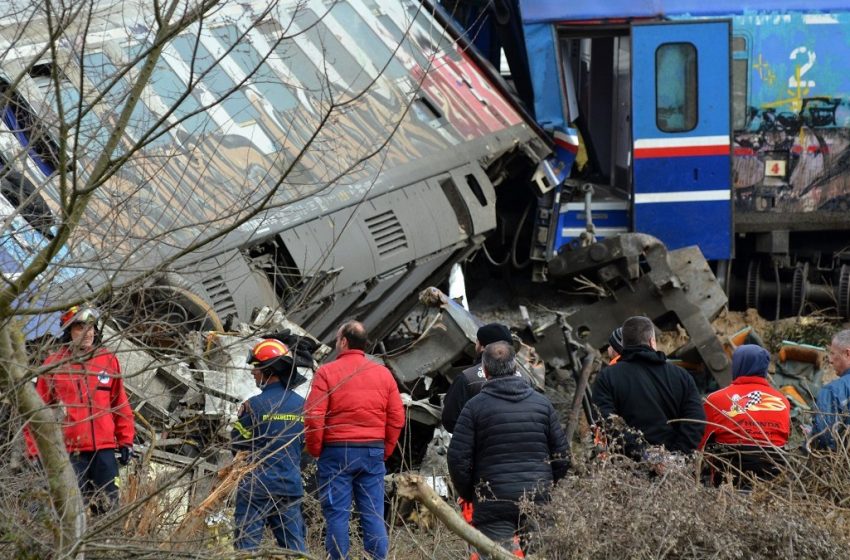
631, 21, 732, 260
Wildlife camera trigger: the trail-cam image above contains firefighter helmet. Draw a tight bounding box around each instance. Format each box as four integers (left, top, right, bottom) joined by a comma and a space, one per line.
60, 306, 101, 331
247, 339, 291, 371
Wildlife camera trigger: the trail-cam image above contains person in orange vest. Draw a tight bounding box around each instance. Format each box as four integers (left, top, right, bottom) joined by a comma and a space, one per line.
700, 344, 790, 485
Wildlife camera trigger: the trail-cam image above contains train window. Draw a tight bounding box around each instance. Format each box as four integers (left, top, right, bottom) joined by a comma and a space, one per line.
0, 79, 60, 176
208, 25, 298, 113
28, 64, 109, 154
655, 42, 697, 132
404, 3, 462, 63
731, 36, 749, 130
329, 4, 406, 81
375, 14, 429, 70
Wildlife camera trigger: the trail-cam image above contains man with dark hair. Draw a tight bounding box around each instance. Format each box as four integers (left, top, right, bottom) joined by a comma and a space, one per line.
448, 342, 570, 557
442, 322, 513, 433
592, 316, 705, 454
337, 320, 368, 350
232, 339, 307, 552
305, 320, 405, 560
813, 329, 850, 448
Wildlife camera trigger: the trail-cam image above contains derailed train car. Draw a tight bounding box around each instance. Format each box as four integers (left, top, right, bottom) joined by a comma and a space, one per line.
0, 0, 553, 465
0, 0, 549, 342
0, 0, 730, 470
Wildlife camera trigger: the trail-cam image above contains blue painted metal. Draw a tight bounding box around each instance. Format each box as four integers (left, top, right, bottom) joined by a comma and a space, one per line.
635, 199, 732, 259
634, 156, 730, 194
632, 21, 732, 260
519, 0, 850, 24
553, 198, 629, 248
523, 23, 577, 177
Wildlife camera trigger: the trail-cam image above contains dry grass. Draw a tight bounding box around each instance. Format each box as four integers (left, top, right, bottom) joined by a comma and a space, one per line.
7, 448, 850, 559
530, 453, 850, 560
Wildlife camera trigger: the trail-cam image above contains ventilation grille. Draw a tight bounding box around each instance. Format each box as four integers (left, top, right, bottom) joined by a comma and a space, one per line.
365, 210, 408, 257
201, 275, 238, 317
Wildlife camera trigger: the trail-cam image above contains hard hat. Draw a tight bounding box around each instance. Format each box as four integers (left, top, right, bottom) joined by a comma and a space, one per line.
247, 339, 291, 371
60, 306, 100, 330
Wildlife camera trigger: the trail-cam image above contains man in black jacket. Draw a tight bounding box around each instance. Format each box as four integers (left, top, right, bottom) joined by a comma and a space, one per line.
441, 323, 513, 433
592, 316, 705, 454
448, 341, 570, 556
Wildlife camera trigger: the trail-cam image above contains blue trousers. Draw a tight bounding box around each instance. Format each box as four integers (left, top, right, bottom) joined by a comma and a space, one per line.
318, 446, 388, 559
234, 490, 306, 552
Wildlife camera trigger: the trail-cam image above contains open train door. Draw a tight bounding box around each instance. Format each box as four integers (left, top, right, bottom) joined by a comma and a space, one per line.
631, 21, 732, 260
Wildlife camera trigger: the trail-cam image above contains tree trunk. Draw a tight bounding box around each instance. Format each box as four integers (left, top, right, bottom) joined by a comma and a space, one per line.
0, 324, 86, 559
394, 473, 537, 560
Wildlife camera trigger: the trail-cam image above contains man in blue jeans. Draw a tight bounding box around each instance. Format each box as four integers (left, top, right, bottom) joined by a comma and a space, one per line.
232, 338, 309, 553
305, 321, 405, 559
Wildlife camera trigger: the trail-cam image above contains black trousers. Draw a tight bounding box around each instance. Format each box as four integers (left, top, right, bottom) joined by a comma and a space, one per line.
70, 450, 119, 514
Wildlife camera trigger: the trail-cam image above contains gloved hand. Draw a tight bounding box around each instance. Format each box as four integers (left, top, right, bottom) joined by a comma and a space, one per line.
118, 446, 132, 466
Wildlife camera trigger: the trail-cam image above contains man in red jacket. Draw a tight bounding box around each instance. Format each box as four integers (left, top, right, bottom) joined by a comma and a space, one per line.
26, 306, 135, 513
305, 320, 404, 560
701, 344, 790, 485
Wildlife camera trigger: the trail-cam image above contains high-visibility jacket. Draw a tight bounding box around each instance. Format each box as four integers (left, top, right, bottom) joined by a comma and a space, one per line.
26, 346, 134, 454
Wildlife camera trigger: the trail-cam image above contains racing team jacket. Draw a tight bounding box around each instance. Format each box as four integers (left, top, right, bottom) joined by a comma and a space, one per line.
700, 376, 791, 448
232, 381, 305, 497
26, 347, 134, 454
305, 349, 405, 460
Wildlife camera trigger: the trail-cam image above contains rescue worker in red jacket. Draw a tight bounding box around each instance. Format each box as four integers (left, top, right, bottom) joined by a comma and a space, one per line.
305, 320, 405, 560
701, 344, 790, 485
26, 306, 135, 512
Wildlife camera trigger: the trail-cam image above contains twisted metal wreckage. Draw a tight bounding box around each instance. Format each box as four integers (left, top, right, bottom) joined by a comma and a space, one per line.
111, 233, 730, 484
0, 0, 737, 484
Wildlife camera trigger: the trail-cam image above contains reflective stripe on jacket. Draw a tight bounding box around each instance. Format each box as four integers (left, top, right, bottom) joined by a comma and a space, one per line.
232, 382, 305, 497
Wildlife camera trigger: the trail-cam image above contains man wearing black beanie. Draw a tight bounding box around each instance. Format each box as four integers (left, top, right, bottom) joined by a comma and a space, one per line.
441, 322, 513, 433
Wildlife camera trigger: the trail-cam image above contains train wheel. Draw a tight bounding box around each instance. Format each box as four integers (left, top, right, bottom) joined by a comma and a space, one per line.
791, 263, 808, 317
839, 265, 850, 319
745, 260, 761, 311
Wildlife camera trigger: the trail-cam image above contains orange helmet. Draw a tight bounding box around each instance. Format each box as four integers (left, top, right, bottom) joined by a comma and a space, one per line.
60, 306, 100, 330
247, 339, 291, 371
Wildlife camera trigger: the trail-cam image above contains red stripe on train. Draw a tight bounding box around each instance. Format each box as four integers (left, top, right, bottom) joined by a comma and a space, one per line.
554, 138, 579, 154
634, 145, 730, 159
